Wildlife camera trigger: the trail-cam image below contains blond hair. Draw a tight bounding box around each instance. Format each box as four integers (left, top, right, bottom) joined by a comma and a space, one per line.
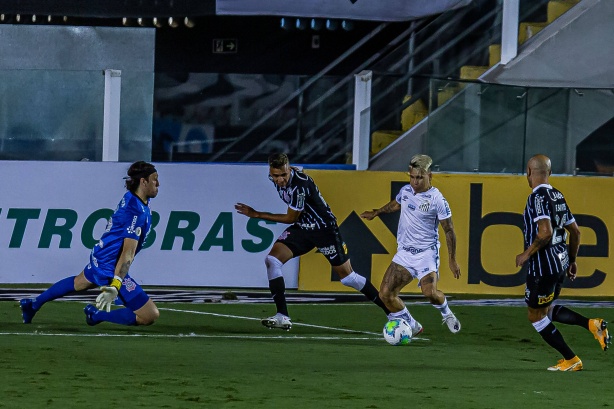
409, 154, 433, 173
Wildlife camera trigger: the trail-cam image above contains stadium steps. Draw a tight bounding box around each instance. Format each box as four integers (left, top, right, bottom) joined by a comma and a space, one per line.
367, 1, 580, 162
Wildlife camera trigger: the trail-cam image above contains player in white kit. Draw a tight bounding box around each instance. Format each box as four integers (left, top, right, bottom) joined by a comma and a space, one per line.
361, 154, 461, 334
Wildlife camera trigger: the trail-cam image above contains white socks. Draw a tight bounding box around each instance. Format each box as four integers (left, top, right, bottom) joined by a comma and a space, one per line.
434, 299, 452, 316
340, 271, 366, 291
388, 307, 416, 327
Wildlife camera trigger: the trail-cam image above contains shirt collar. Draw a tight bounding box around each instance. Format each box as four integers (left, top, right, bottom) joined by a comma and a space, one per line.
532, 183, 552, 193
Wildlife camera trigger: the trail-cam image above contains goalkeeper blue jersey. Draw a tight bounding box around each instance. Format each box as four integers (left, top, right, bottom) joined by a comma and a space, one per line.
90, 191, 152, 271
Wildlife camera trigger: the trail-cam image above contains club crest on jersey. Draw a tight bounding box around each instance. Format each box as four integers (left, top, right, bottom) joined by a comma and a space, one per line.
419, 202, 430, 212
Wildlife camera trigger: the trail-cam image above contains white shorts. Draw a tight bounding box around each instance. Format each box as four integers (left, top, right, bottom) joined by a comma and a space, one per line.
391, 243, 440, 282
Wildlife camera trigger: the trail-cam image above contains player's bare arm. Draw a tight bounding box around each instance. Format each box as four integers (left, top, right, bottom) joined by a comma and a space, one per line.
360, 200, 401, 220
235, 202, 301, 224
440, 217, 461, 279
565, 221, 581, 281
515, 218, 553, 267
115, 238, 138, 279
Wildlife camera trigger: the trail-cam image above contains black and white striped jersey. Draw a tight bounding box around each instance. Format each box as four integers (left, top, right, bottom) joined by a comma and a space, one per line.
522, 183, 575, 277
271, 169, 337, 230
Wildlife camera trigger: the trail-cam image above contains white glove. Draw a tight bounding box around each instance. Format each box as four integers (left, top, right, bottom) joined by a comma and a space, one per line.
95, 275, 122, 312
96, 286, 118, 312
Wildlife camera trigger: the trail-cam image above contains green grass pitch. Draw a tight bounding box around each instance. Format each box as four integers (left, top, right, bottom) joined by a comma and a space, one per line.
0, 299, 612, 408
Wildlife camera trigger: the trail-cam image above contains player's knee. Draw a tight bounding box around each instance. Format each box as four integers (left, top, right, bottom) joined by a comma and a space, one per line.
379, 288, 394, 304
139, 306, 160, 326
527, 308, 546, 323
265, 255, 283, 280
421, 286, 436, 300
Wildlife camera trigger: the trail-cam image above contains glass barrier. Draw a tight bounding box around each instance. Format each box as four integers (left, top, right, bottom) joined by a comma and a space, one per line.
425, 79, 614, 175
0, 69, 104, 161
152, 73, 351, 164
0, 69, 152, 162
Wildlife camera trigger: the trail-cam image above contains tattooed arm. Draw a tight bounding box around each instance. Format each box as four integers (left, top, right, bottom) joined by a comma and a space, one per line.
360, 200, 401, 220
516, 219, 553, 267
440, 217, 461, 279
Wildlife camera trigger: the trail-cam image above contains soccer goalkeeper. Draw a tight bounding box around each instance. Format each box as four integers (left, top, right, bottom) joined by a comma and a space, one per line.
20, 161, 160, 327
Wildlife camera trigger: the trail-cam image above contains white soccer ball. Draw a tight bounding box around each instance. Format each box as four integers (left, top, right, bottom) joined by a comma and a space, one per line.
383, 318, 413, 346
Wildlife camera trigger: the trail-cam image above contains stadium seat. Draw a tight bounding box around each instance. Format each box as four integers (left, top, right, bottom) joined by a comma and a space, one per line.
401, 96, 427, 131
371, 130, 403, 155
488, 44, 501, 67
518, 22, 549, 44
547, 0, 580, 23
460, 66, 489, 80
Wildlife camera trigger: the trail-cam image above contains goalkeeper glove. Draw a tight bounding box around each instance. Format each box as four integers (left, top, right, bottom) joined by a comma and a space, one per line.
96, 275, 122, 312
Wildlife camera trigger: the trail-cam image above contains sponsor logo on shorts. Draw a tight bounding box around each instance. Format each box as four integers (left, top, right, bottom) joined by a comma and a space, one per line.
402, 246, 424, 255
342, 243, 348, 254
538, 292, 555, 305
318, 245, 337, 256
299, 223, 316, 230
278, 231, 290, 240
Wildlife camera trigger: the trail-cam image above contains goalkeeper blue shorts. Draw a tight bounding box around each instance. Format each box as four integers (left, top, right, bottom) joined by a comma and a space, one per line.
84, 259, 150, 311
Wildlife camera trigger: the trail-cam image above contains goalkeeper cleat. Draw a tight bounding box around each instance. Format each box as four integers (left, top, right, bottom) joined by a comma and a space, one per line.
20, 298, 38, 324
588, 318, 611, 351
84, 304, 101, 326
261, 313, 292, 331
410, 320, 423, 336
442, 313, 461, 333
547, 356, 583, 372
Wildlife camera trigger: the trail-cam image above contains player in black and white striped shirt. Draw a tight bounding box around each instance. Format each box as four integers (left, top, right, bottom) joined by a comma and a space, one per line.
235, 153, 390, 330
516, 154, 610, 371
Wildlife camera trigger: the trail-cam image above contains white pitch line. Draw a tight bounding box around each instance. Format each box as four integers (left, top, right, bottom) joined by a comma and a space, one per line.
160, 307, 380, 335
0, 331, 379, 341
159, 307, 430, 341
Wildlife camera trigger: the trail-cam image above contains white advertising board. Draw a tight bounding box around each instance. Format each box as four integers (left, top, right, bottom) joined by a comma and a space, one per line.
0, 161, 298, 287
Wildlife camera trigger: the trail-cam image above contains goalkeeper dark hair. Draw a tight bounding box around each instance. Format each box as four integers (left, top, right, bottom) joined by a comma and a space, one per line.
125, 161, 157, 193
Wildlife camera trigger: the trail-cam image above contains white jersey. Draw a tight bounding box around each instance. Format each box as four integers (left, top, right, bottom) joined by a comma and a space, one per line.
395, 184, 451, 250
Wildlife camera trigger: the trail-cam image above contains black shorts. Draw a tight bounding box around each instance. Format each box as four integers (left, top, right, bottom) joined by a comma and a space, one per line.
524, 271, 565, 309
276, 224, 349, 267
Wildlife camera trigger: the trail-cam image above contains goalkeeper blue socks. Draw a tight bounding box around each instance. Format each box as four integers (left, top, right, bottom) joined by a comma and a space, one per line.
33, 276, 76, 310
94, 307, 138, 326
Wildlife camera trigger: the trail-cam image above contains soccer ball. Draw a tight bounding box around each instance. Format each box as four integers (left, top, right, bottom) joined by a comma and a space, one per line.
383, 318, 413, 346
